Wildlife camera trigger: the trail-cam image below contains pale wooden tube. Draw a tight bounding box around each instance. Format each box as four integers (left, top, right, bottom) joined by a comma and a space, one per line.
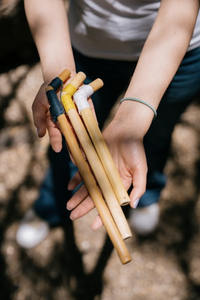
62, 71, 86, 93
58, 69, 71, 82
89, 78, 104, 92
57, 113, 132, 264
84, 80, 130, 206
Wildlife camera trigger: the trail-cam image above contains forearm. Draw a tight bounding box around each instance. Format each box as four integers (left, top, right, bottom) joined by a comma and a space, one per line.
116, 0, 199, 136
24, 0, 75, 81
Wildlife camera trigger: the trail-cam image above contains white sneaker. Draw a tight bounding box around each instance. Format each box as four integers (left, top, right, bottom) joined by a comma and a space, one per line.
129, 203, 160, 236
16, 209, 50, 249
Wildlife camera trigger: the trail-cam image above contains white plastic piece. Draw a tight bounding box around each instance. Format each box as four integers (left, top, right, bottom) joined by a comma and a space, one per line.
73, 85, 93, 114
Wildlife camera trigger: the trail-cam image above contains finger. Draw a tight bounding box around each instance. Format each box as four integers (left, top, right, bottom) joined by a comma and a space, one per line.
67, 184, 89, 210
68, 171, 83, 191
69, 196, 95, 220
91, 214, 104, 231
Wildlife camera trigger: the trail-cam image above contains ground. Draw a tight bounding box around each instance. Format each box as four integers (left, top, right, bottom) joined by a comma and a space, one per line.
1, 1, 200, 300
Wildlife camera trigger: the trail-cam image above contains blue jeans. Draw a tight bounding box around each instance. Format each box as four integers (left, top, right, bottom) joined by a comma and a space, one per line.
34, 47, 200, 224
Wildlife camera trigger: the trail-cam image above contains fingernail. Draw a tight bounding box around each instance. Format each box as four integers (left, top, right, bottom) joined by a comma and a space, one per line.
67, 183, 72, 191
53, 144, 61, 153
69, 213, 74, 220
133, 198, 140, 209
91, 224, 99, 231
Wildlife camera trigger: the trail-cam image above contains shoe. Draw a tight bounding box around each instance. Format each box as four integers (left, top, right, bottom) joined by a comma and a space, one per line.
129, 203, 160, 236
16, 209, 50, 249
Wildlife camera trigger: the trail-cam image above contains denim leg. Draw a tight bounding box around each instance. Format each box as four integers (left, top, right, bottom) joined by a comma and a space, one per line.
34, 139, 73, 224
33, 168, 61, 225
34, 148, 79, 224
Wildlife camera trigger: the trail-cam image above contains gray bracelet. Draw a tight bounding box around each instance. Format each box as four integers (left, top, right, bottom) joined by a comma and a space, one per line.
120, 97, 157, 119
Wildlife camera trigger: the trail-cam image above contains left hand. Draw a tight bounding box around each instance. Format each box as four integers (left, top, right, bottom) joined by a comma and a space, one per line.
67, 113, 148, 230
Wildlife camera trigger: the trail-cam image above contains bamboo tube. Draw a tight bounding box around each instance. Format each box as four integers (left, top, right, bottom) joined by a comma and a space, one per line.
61, 73, 132, 240
58, 69, 71, 82
74, 79, 131, 206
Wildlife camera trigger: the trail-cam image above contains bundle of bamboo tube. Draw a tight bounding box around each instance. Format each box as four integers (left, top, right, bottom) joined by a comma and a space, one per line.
45, 69, 132, 264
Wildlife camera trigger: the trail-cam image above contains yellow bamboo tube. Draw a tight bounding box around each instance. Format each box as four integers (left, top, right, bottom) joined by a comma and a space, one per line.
58, 69, 71, 82
61, 74, 132, 240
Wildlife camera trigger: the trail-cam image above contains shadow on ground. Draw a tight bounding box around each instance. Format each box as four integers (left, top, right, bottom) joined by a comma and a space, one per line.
1, 1, 200, 299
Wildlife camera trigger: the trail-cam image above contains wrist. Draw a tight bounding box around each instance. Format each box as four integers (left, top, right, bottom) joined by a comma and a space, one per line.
120, 97, 157, 119
115, 98, 155, 138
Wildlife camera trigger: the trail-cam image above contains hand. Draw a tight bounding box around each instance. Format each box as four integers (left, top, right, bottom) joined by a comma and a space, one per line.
32, 71, 77, 153
67, 115, 148, 230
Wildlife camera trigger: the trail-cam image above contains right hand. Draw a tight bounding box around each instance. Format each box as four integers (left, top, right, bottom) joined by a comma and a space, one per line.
32, 70, 78, 153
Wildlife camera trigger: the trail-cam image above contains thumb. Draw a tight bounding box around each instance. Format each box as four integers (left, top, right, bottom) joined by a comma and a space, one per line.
32, 100, 47, 138
32, 84, 49, 138
129, 170, 147, 209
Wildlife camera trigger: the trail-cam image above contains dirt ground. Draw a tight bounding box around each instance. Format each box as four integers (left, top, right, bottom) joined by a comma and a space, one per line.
1, 1, 200, 300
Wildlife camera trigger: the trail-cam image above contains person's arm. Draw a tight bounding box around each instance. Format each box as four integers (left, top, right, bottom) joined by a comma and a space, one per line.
67, 0, 199, 229
24, 0, 76, 152
116, 0, 199, 136
24, 0, 75, 81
